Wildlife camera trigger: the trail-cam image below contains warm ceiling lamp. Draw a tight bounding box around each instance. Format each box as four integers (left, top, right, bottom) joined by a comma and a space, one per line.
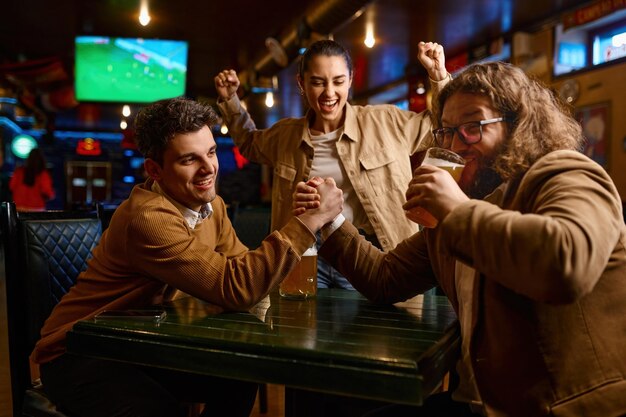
265, 92, 274, 108
139, 0, 151, 26
122, 104, 131, 117
364, 7, 375, 48
364, 22, 375, 48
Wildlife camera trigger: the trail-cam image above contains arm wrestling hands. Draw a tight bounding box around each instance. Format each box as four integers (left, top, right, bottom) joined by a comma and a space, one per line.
293, 177, 343, 233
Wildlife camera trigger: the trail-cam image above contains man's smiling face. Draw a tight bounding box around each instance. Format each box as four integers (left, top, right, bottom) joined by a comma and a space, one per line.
146, 125, 219, 211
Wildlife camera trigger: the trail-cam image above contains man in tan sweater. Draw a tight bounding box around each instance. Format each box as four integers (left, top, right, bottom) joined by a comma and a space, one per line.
33, 98, 344, 417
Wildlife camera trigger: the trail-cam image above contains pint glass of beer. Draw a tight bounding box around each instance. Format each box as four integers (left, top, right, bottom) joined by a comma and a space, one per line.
279, 246, 317, 299
405, 147, 465, 228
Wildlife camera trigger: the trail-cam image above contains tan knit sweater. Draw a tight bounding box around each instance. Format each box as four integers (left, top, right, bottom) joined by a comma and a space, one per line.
32, 181, 316, 364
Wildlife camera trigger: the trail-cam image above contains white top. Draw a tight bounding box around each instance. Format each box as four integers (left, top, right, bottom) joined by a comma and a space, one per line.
309, 127, 368, 231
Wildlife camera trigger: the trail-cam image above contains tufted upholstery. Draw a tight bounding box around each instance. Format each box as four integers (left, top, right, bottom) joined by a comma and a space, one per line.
20, 217, 101, 350
1, 202, 102, 417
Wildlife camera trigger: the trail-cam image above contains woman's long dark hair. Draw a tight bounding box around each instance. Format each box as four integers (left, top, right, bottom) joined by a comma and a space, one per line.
24, 148, 47, 186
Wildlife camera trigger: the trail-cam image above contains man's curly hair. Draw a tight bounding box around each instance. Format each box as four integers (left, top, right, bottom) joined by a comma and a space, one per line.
433, 62, 584, 181
134, 97, 219, 164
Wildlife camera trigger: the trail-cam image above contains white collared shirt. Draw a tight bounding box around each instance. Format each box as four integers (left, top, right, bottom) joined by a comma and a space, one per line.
151, 181, 213, 229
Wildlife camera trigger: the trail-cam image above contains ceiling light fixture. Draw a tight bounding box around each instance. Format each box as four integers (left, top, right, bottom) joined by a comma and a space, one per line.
364, 22, 375, 48
139, 0, 151, 26
265, 37, 288, 67
364, 7, 375, 48
265, 92, 274, 108
122, 104, 131, 117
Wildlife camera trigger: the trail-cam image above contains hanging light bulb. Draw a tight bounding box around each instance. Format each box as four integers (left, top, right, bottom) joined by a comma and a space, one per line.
122, 104, 131, 117
364, 7, 375, 48
139, 0, 151, 26
120, 120, 128, 130
416, 83, 426, 95
220, 124, 229, 135
364, 22, 375, 48
265, 91, 274, 108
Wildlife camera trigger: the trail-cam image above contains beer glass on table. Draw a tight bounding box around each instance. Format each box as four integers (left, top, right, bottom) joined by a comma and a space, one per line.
279, 246, 317, 299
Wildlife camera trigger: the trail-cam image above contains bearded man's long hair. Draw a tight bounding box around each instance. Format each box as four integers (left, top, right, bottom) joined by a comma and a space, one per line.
433, 62, 584, 183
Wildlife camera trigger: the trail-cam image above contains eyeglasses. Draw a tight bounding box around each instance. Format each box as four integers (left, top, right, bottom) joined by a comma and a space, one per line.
432, 117, 507, 149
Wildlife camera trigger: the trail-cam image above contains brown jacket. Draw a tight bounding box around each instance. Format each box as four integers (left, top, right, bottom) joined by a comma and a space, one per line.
321, 150, 626, 416
32, 180, 316, 364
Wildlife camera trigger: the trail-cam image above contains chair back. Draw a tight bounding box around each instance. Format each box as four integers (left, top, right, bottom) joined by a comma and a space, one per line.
1, 201, 102, 416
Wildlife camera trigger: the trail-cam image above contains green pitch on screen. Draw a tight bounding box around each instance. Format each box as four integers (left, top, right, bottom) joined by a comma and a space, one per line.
75, 37, 187, 103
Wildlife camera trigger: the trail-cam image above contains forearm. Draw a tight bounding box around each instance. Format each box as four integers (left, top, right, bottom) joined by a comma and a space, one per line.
429, 72, 451, 101
441, 174, 622, 304
130, 213, 316, 311
216, 95, 273, 164
320, 221, 436, 303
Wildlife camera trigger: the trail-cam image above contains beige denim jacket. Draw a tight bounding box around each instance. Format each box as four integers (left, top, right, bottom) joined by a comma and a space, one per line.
217, 76, 449, 251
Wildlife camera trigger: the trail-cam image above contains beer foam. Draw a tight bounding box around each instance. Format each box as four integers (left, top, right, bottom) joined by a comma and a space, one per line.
423, 157, 464, 168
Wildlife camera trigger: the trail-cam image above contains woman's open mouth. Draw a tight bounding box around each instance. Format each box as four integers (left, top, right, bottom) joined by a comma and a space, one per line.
319, 99, 338, 113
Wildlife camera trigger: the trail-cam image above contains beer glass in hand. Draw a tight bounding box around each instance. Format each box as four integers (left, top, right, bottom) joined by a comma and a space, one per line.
405, 147, 465, 228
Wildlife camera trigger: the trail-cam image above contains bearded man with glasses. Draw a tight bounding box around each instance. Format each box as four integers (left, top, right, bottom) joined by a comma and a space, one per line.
294, 61, 626, 416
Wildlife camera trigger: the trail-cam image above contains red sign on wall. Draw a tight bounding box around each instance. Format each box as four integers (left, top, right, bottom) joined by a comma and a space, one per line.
76, 138, 102, 156
563, 0, 626, 30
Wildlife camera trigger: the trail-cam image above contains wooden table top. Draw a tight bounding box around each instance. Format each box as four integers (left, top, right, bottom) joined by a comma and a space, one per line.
66, 289, 459, 406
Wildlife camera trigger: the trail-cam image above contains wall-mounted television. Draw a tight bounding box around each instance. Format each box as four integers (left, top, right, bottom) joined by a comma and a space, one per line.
75, 36, 188, 103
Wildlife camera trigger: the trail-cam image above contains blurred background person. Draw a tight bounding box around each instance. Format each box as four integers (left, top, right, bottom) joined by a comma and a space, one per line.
215, 40, 449, 290
9, 147, 55, 211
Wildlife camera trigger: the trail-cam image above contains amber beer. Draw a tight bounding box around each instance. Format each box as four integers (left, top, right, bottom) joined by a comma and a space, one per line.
279, 247, 317, 299
406, 148, 465, 228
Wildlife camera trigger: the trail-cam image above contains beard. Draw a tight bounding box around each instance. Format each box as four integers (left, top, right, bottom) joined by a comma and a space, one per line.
459, 140, 507, 200
465, 166, 503, 199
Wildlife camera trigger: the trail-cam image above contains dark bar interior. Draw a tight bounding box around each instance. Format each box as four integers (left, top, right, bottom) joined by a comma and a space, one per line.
2, 1, 626, 416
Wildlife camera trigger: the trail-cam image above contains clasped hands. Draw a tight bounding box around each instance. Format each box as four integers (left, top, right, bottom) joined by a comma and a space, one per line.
293, 177, 344, 233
